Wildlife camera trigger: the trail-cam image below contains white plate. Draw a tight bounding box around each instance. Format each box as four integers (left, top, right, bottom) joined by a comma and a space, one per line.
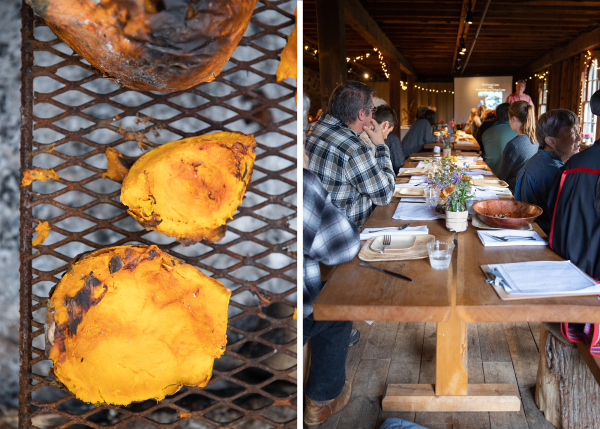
370, 235, 417, 252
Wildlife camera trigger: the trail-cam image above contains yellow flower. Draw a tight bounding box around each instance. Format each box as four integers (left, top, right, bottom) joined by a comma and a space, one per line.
442, 185, 455, 197
461, 175, 470, 182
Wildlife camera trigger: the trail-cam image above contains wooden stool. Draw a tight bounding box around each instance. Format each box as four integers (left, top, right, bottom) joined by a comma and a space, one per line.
535, 322, 600, 427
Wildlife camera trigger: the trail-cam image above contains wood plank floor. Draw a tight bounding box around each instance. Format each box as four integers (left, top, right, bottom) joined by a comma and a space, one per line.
306, 321, 556, 429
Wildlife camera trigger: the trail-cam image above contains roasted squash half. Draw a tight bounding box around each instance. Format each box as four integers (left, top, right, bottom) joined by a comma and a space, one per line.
120, 132, 256, 244
25, 0, 258, 92
45, 245, 230, 405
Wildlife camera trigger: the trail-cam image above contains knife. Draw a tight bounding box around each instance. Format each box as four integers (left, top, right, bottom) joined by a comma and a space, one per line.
366, 223, 412, 233
358, 262, 413, 282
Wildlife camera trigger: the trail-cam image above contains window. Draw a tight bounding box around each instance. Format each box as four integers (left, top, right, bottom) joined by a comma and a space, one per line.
538, 77, 547, 118
583, 59, 599, 136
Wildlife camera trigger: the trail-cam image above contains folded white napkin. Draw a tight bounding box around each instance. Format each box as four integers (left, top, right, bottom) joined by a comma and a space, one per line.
360, 225, 429, 240
392, 203, 444, 220
399, 197, 427, 202
466, 171, 493, 177
473, 190, 499, 200
477, 230, 547, 247
467, 169, 494, 176
396, 183, 427, 189
473, 186, 512, 195
409, 175, 427, 183
415, 161, 430, 169
458, 156, 483, 161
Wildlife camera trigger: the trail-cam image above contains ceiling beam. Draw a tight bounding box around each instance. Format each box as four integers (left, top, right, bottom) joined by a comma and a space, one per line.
342, 0, 419, 79
460, 0, 492, 75
517, 25, 600, 75
451, 0, 477, 74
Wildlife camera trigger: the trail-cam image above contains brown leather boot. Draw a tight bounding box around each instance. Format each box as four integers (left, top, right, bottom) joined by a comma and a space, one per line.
304, 380, 352, 427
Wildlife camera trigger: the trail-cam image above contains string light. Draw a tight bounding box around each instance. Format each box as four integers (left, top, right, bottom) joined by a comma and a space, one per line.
341, 45, 390, 78
578, 51, 593, 122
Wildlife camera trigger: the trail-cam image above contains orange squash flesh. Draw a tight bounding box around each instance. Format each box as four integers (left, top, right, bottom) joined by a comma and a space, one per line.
102, 148, 132, 183
25, 0, 259, 92
45, 245, 230, 405
120, 132, 256, 244
276, 9, 297, 82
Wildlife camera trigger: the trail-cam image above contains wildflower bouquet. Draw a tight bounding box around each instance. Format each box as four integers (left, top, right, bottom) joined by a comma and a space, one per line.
425, 157, 472, 212
440, 130, 453, 149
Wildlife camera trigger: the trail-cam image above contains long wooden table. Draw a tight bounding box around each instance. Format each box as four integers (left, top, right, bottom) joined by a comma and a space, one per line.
313, 153, 600, 413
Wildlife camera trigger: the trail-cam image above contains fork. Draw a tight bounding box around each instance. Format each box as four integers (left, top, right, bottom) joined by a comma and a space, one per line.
379, 235, 392, 253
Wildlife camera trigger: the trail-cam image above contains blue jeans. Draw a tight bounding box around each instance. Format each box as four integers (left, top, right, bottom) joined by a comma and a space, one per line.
303, 313, 352, 402
380, 418, 428, 429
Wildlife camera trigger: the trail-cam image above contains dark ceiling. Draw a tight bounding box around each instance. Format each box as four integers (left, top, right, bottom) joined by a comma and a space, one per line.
304, 0, 600, 81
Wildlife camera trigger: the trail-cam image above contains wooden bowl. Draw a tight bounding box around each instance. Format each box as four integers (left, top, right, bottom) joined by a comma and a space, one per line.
471, 200, 543, 229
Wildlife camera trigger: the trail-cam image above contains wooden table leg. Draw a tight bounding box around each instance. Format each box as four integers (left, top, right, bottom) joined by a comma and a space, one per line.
382, 235, 521, 412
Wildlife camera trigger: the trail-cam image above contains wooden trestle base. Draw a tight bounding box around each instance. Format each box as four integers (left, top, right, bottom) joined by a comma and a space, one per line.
382, 383, 521, 412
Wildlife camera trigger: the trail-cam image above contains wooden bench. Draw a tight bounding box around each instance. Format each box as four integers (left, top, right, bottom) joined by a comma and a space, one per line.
535, 323, 600, 427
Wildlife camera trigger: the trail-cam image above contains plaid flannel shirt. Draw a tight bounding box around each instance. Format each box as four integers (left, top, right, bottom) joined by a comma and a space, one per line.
306, 114, 395, 227
303, 170, 360, 318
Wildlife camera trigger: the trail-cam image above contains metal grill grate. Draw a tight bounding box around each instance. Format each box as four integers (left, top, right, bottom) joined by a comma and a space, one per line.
19, 1, 297, 428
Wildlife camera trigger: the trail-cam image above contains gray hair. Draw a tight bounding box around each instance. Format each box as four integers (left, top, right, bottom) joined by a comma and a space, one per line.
327, 81, 375, 125
536, 109, 579, 149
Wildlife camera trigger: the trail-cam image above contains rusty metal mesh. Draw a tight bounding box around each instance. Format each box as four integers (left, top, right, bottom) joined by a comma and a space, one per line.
19, 1, 297, 428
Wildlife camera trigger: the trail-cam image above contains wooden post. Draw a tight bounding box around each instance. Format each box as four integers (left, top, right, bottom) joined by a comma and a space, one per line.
407, 74, 415, 124
548, 62, 563, 110
389, 61, 401, 137
316, 0, 347, 111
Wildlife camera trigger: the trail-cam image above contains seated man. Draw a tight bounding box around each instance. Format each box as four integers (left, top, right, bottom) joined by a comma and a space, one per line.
305, 80, 395, 227
377, 106, 404, 175
360, 105, 403, 174
515, 109, 581, 234
481, 103, 518, 175
546, 91, 600, 356
401, 109, 438, 162
303, 168, 360, 427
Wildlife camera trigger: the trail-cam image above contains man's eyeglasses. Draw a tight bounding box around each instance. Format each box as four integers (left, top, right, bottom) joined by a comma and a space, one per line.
370, 106, 377, 114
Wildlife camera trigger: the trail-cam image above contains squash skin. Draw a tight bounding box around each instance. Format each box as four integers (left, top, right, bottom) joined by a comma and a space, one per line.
25, 0, 258, 92
45, 245, 230, 405
120, 132, 256, 244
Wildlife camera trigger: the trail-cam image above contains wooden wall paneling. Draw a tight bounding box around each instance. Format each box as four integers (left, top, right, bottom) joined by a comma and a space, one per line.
560, 59, 571, 109
389, 61, 402, 137
548, 62, 563, 110
315, 0, 347, 110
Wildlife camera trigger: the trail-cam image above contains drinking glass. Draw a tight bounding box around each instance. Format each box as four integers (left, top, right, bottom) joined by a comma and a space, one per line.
426, 240, 455, 270
466, 197, 482, 215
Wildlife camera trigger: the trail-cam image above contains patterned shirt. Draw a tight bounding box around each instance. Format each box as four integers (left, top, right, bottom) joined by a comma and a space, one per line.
305, 114, 395, 227
303, 170, 360, 318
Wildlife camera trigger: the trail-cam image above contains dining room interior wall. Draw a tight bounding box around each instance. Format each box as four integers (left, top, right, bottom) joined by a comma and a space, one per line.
367, 81, 454, 126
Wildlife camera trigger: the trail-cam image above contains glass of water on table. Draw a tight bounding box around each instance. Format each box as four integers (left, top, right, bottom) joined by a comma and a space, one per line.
426, 240, 455, 270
